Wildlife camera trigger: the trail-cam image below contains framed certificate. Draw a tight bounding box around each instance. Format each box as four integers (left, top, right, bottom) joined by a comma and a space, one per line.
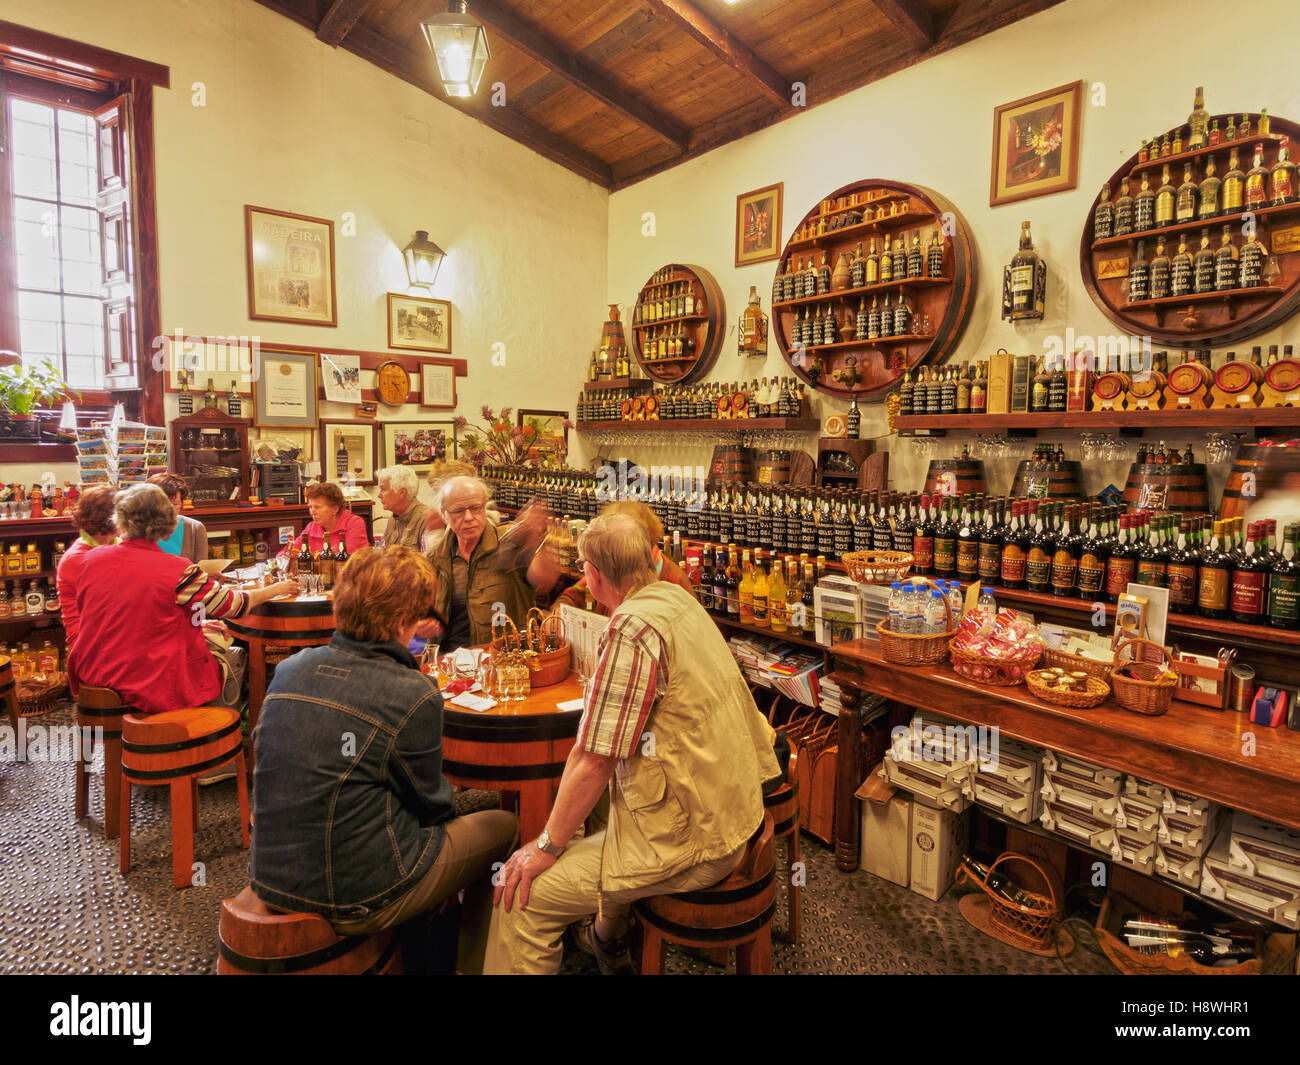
420, 362, 457, 408
253, 348, 319, 428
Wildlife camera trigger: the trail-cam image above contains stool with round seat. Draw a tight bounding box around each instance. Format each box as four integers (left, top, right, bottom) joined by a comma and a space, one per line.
74, 685, 129, 838
218, 886, 403, 975
764, 775, 801, 943
634, 810, 775, 975
119, 705, 249, 889
1, 656, 17, 735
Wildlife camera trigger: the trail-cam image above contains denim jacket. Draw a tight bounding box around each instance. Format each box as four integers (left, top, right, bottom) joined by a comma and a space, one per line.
249, 632, 456, 921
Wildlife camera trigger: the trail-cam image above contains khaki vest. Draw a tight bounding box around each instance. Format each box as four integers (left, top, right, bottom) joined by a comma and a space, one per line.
600, 582, 780, 894
425, 523, 536, 646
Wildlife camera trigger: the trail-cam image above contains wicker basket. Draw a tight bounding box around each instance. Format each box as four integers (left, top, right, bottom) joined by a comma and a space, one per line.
842, 550, 912, 585
1110, 637, 1177, 716
1027, 669, 1110, 709
17, 672, 67, 717
949, 640, 1043, 687
955, 853, 1059, 952
875, 577, 954, 665
1041, 645, 1113, 682
1095, 893, 1262, 975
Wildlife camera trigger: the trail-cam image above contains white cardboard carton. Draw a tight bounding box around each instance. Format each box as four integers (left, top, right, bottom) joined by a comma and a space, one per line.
909, 798, 969, 902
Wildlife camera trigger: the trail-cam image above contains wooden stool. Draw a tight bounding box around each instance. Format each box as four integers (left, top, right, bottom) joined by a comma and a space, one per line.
765, 777, 801, 943
75, 686, 129, 839
119, 706, 249, 889
218, 886, 403, 974
635, 811, 775, 975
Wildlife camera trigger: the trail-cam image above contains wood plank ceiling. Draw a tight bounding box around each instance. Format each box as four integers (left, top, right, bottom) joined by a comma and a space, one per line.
253, 0, 1067, 190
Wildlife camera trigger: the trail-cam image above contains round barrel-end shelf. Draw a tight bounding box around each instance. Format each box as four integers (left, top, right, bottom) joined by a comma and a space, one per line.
225, 595, 336, 736
440, 672, 585, 842
773, 179, 978, 402
1080, 113, 1300, 347
631, 264, 726, 384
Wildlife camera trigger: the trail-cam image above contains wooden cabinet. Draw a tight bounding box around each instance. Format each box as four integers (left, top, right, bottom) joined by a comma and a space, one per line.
171, 408, 252, 505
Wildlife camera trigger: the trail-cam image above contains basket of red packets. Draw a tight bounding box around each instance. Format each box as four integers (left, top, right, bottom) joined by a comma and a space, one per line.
949, 609, 1044, 687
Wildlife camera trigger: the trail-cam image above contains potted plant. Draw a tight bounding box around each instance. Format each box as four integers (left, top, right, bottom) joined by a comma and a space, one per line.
0, 356, 76, 441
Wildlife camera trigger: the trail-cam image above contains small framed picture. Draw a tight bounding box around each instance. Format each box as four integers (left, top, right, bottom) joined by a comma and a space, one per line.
320, 419, 378, 485
420, 362, 458, 408
321, 352, 362, 404
164, 336, 254, 394
989, 80, 1082, 207
735, 182, 783, 268
383, 421, 456, 475
388, 292, 452, 353
517, 408, 569, 461
245, 205, 337, 326
253, 348, 319, 428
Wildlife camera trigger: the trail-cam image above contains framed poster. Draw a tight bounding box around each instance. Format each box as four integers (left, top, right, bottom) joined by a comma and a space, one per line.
321, 352, 362, 404
253, 348, 319, 428
517, 408, 568, 459
320, 419, 378, 484
420, 362, 457, 408
990, 80, 1082, 207
388, 293, 452, 353
735, 182, 783, 268
245, 205, 338, 326
383, 421, 456, 475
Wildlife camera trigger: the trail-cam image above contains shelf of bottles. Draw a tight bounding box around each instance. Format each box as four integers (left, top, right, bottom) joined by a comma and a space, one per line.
575, 376, 817, 435
772, 179, 978, 402
170, 407, 253, 505
630, 264, 727, 384
1080, 90, 1300, 347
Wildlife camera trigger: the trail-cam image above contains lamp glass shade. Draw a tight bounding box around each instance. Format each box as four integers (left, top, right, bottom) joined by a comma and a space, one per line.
402, 230, 446, 290
58, 401, 77, 430
421, 5, 491, 99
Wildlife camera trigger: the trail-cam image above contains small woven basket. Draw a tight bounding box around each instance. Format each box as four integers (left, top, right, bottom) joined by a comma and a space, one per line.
1027, 669, 1110, 709
1110, 637, 1177, 716
842, 550, 912, 585
1041, 645, 1113, 682
949, 640, 1043, 687
17, 672, 67, 717
525, 609, 570, 688
955, 852, 1059, 952
874, 577, 954, 665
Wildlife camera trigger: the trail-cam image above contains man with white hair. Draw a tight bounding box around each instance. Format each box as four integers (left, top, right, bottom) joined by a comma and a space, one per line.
418, 476, 558, 654
376, 465, 428, 550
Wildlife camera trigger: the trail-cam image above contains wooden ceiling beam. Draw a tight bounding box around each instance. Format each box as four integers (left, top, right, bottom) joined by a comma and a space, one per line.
316, 0, 376, 47
643, 0, 790, 105
469, 0, 687, 152
871, 0, 935, 50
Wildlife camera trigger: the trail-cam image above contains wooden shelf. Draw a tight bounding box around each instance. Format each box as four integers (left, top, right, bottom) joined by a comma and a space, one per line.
1123, 285, 1284, 311
713, 612, 825, 651
633, 313, 708, 327
800, 334, 934, 354
638, 355, 697, 365
576, 417, 819, 433
1127, 133, 1285, 180
1090, 201, 1300, 251
631, 263, 725, 385
0, 614, 63, 629
773, 276, 949, 309
785, 208, 937, 251
583, 378, 653, 392
0, 568, 57, 582
894, 408, 1300, 432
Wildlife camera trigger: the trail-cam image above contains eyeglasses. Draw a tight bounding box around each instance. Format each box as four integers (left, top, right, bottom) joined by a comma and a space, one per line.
446, 503, 487, 519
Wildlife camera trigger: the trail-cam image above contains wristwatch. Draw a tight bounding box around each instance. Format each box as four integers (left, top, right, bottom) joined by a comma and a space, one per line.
536, 829, 565, 857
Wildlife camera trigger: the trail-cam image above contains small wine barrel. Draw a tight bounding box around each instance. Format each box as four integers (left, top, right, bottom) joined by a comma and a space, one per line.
1215, 358, 1265, 394
1010, 460, 1084, 500
756, 450, 793, 485
1220, 442, 1300, 519
1166, 360, 1213, 395
226, 596, 337, 732
924, 458, 987, 498
219, 887, 402, 975
709, 443, 754, 485
1126, 369, 1166, 408
1263, 358, 1300, 404
1122, 462, 1210, 514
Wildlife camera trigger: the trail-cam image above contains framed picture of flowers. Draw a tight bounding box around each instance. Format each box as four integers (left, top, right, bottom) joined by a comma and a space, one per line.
989, 80, 1082, 207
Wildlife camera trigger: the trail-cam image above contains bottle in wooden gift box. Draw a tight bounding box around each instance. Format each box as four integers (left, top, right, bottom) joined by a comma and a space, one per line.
1231, 522, 1270, 623
1196, 520, 1231, 619
1155, 164, 1176, 227
1269, 523, 1300, 629
1245, 143, 1270, 210
1149, 238, 1172, 301
1192, 229, 1215, 293
1114, 177, 1135, 236
1222, 148, 1246, 213
1134, 172, 1156, 232
1240, 230, 1268, 288
927, 229, 945, 278
1272, 138, 1297, 204
1213, 226, 1238, 291
1187, 86, 1210, 148
1093, 184, 1114, 240
1128, 241, 1151, 302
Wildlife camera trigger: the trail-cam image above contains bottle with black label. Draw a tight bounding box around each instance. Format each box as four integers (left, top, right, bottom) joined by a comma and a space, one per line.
1093, 183, 1114, 240
927, 230, 945, 278
1135, 515, 1167, 587
940, 368, 957, 414
1076, 506, 1109, 600
898, 371, 914, 417
1170, 235, 1193, 298
1134, 171, 1156, 232
1050, 504, 1080, 596
1268, 523, 1300, 629
1197, 520, 1231, 619
1214, 225, 1238, 291
1149, 237, 1172, 301
178, 371, 195, 415
911, 494, 934, 577
978, 498, 1003, 588
1230, 522, 1269, 624
955, 496, 980, 583
1192, 228, 1215, 293
1025, 503, 1055, 594
1048, 354, 1068, 412
933, 498, 957, 580
1000, 501, 1029, 590
846, 396, 860, 439
1165, 518, 1199, 611
1114, 177, 1135, 236
1240, 229, 1267, 288
907, 233, 924, 279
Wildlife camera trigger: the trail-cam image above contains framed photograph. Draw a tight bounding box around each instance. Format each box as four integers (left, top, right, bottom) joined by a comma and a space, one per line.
383, 421, 456, 475
245, 205, 337, 326
253, 348, 319, 428
735, 182, 783, 267
321, 352, 362, 404
989, 80, 1082, 207
320, 419, 378, 485
388, 292, 452, 353
420, 362, 458, 408
518, 408, 569, 460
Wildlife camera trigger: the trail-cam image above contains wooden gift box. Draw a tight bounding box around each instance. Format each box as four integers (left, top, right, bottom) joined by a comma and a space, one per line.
1172, 651, 1229, 710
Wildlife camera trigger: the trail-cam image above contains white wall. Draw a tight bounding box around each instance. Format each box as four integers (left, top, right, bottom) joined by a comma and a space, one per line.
605, 0, 1300, 503
4, 0, 609, 526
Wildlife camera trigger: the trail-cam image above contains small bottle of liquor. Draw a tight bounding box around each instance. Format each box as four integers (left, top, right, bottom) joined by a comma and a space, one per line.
1114, 177, 1135, 236
1175, 163, 1199, 223
1271, 137, 1296, 205
1093, 183, 1114, 240
1187, 86, 1209, 149
1222, 148, 1246, 213
1245, 143, 1270, 209
1208, 118, 1221, 145
1198, 156, 1221, 219
1155, 164, 1176, 227
1128, 241, 1151, 302
1214, 225, 1239, 291
1149, 238, 1172, 301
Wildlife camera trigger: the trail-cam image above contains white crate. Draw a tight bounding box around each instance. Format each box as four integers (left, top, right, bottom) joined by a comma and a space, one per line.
1040, 801, 1114, 850
1155, 840, 1203, 889
1041, 774, 1120, 820
1042, 751, 1122, 792
1202, 832, 1300, 930
966, 772, 1041, 824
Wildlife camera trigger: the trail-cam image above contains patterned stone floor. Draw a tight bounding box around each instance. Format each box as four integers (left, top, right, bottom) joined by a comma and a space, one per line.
0, 704, 1116, 975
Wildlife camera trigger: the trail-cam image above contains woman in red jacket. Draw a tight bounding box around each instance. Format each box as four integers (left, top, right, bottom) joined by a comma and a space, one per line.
56, 485, 120, 647
70, 484, 299, 714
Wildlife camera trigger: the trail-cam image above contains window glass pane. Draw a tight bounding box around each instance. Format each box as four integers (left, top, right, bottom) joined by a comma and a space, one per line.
63, 295, 104, 363
57, 110, 96, 206
14, 197, 61, 290
60, 206, 101, 295
63, 355, 102, 391
9, 98, 56, 199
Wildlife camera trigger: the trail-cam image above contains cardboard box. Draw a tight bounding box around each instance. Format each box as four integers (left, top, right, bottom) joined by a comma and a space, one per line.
1041, 774, 1120, 820
1202, 832, 1300, 930
909, 798, 969, 901
987, 349, 1012, 415
1040, 801, 1114, 850
1158, 807, 1225, 853
966, 772, 1041, 824
1230, 811, 1300, 853
1109, 828, 1157, 874
1115, 793, 1162, 836
1042, 751, 1122, 792
973, 737, 1043, 790
1009, 353, 1032, 412
1228, 834, 1300, 889
857, 770, 911, 886
1155, 839, 1203, 889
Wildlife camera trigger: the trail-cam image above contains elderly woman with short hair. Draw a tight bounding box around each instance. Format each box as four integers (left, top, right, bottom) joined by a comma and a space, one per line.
70, 484, 299, 714
250, 545, 518, 974
376, 465, 428, 550
281, 480, 370, 557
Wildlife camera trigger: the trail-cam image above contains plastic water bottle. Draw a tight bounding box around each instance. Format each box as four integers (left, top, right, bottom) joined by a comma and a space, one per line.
978, 587, 997, 618
924, 590, 948, 634
903, 583, 924, 634
946, 580, 964, 623
888, 582, 904, 632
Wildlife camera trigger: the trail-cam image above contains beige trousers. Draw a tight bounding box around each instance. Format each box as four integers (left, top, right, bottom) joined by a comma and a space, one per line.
332, 809, 518, 975
482, 830, 744, 975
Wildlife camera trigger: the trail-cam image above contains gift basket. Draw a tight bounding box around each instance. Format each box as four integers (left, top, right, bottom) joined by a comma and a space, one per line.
1026, 667, 1110, 709
1110, 637, 1178, 716
949, 609, 1043, 687
524, 608, 571, 688
874, 576, 954, 665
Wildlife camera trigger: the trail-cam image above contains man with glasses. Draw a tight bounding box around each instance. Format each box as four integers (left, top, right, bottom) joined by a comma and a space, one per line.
418, 476, 558, 654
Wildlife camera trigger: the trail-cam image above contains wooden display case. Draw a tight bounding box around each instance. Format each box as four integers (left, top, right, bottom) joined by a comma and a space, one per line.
171, 408, 252, 505
1081, 113, 1300, 346
631, 263, 726, 384
773, 180, 979, 402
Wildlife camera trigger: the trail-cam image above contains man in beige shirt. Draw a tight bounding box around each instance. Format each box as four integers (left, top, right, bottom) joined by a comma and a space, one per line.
376, 465, 429, 550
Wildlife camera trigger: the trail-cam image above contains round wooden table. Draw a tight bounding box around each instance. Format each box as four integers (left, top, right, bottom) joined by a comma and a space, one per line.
225, 595, 335, 735
438, 671, 585, 842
